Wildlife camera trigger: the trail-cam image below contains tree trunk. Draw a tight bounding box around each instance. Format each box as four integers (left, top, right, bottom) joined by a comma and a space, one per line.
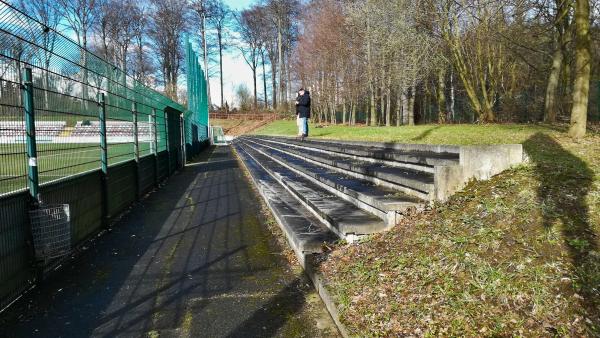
286, 41, 292, 105
367, 19, 376, 126
261, 50, 268, 108
380, 65, 386, 126
342, 97, 347, 125
271, 62, 277, 109
277, 20, 284, 111
545, 48, 563, 123
449, 69, 455, 121
201, 14, 211, 109
218, 30, 224, 107
386, 72, 391, 127
252, 65, 258, 109
437, 68, 447, 123
568, 0, 591, 138
545, 0, 569, 123
401, 91, 408, 125
408, 85, 415, 126
396, 84, 401, 126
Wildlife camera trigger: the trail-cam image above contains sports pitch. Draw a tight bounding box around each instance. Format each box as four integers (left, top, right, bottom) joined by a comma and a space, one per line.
0, 142, 157, 195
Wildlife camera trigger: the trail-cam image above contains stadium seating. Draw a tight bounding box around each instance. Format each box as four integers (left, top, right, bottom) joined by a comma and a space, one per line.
0, 121, 66, 137
72, 121, 152, 137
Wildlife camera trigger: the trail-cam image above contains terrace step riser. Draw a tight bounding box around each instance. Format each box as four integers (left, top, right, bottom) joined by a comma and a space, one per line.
242, 141, 398, 225
244, 138, 433, 201
239, 143, 386, 237
252, 137, 438, 173
254, 136, 461, 167
244, 141, 425, 219
234, 144, 338, 253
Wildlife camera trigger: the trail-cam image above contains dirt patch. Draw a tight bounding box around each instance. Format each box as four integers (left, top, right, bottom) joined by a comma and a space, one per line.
212, 118, 279, 136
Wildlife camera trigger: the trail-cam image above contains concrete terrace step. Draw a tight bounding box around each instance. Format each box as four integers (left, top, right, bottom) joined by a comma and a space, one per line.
241, 139, 422, 224
254, 135, 460, 168
242, 136, 435, 200
236, 142, 388, 238
234, 143, 337, 255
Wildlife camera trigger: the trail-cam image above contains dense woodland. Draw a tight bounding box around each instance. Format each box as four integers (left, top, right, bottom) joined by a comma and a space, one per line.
15, 0, 600, 138
287, 0, 600, 139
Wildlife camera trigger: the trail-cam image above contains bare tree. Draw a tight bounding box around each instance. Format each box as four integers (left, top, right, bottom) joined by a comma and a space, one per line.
255, 4, 278, 109
206, 0, 231, 108
149, 0, 189, 101
265, 0, 299, 110
95, 0, 141, 84
191, 0, 215, 108
130, 4, 154, 86
236, 7, 263, 109
56, 0, 101, 103
569, 0, 592, 138
544, 0, 572, 123
18, 0, 61, 107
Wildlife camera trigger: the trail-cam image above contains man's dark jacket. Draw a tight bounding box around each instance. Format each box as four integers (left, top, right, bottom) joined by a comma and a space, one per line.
297, 91, 311, 118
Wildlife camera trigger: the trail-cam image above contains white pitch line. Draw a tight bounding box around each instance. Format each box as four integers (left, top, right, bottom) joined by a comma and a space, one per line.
37, 148, 101, 159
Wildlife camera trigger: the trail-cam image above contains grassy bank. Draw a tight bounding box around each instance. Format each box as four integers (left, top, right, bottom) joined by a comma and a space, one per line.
254, 120, 600, 145
256, 121, 600, 335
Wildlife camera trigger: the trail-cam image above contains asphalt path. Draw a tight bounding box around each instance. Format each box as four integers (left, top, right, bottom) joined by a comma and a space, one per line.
0, 146, 337, 338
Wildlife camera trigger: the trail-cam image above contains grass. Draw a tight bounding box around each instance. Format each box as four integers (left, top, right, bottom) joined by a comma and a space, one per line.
254, 120, 599, 145
0, 143, 158, 195
253, 121, 600, 335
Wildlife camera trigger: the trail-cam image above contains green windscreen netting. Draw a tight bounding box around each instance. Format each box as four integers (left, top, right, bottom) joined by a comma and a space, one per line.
185, 36, 210, 145
0, 0, 208, 196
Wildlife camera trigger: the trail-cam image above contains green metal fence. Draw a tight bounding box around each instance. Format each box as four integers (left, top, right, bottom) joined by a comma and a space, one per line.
0, 0, 209, 310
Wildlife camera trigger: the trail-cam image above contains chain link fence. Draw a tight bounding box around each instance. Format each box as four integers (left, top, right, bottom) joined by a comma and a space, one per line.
0, 0, 209, 311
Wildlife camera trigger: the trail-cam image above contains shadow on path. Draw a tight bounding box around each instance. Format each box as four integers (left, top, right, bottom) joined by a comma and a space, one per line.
0, 146, 327, 337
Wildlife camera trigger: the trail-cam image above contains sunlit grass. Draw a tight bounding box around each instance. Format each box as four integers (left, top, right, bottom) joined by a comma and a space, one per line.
254, 121, 600, 335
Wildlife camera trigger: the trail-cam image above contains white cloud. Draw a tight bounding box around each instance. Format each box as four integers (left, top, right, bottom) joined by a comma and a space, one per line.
208, 50, 255, 108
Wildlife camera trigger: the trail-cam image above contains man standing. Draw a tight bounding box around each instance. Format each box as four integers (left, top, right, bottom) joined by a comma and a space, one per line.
295, 87, 311, 141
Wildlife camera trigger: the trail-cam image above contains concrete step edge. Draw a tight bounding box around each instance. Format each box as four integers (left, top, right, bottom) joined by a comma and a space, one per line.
255, 135, 462, 155
243, 137, 433, 201
239, 142, 387, 237
233, 143, 351, 338
243, 140, 423, 225
233, 143, 338, 252
247, 137, 435, 194
251, 136, 442, 172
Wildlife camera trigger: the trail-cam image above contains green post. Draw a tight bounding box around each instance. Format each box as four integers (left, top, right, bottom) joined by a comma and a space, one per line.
22, 67, 39, 204
132, 102, 139, 163
152, 108, 158, 185
165, 111, 171, 175
99, 93, 109, 226
180, 114, 186, 167
132, 102, 140, 198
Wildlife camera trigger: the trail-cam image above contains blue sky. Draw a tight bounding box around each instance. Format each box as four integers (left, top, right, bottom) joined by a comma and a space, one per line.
212, 0, 256, 107
223, 0, 254, 11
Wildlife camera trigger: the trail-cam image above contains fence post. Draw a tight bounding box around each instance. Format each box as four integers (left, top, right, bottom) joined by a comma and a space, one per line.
152, 108, 158, 186
165, 111, 171, 176
98, 93, 109, 227
132, 102, 140, 199
180, 114, 186, 167
22, 67, 39, 205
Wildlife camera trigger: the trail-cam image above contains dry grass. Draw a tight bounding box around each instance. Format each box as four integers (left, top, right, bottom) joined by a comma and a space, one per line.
308, 129, 600, 336
212, 118, 277, 136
